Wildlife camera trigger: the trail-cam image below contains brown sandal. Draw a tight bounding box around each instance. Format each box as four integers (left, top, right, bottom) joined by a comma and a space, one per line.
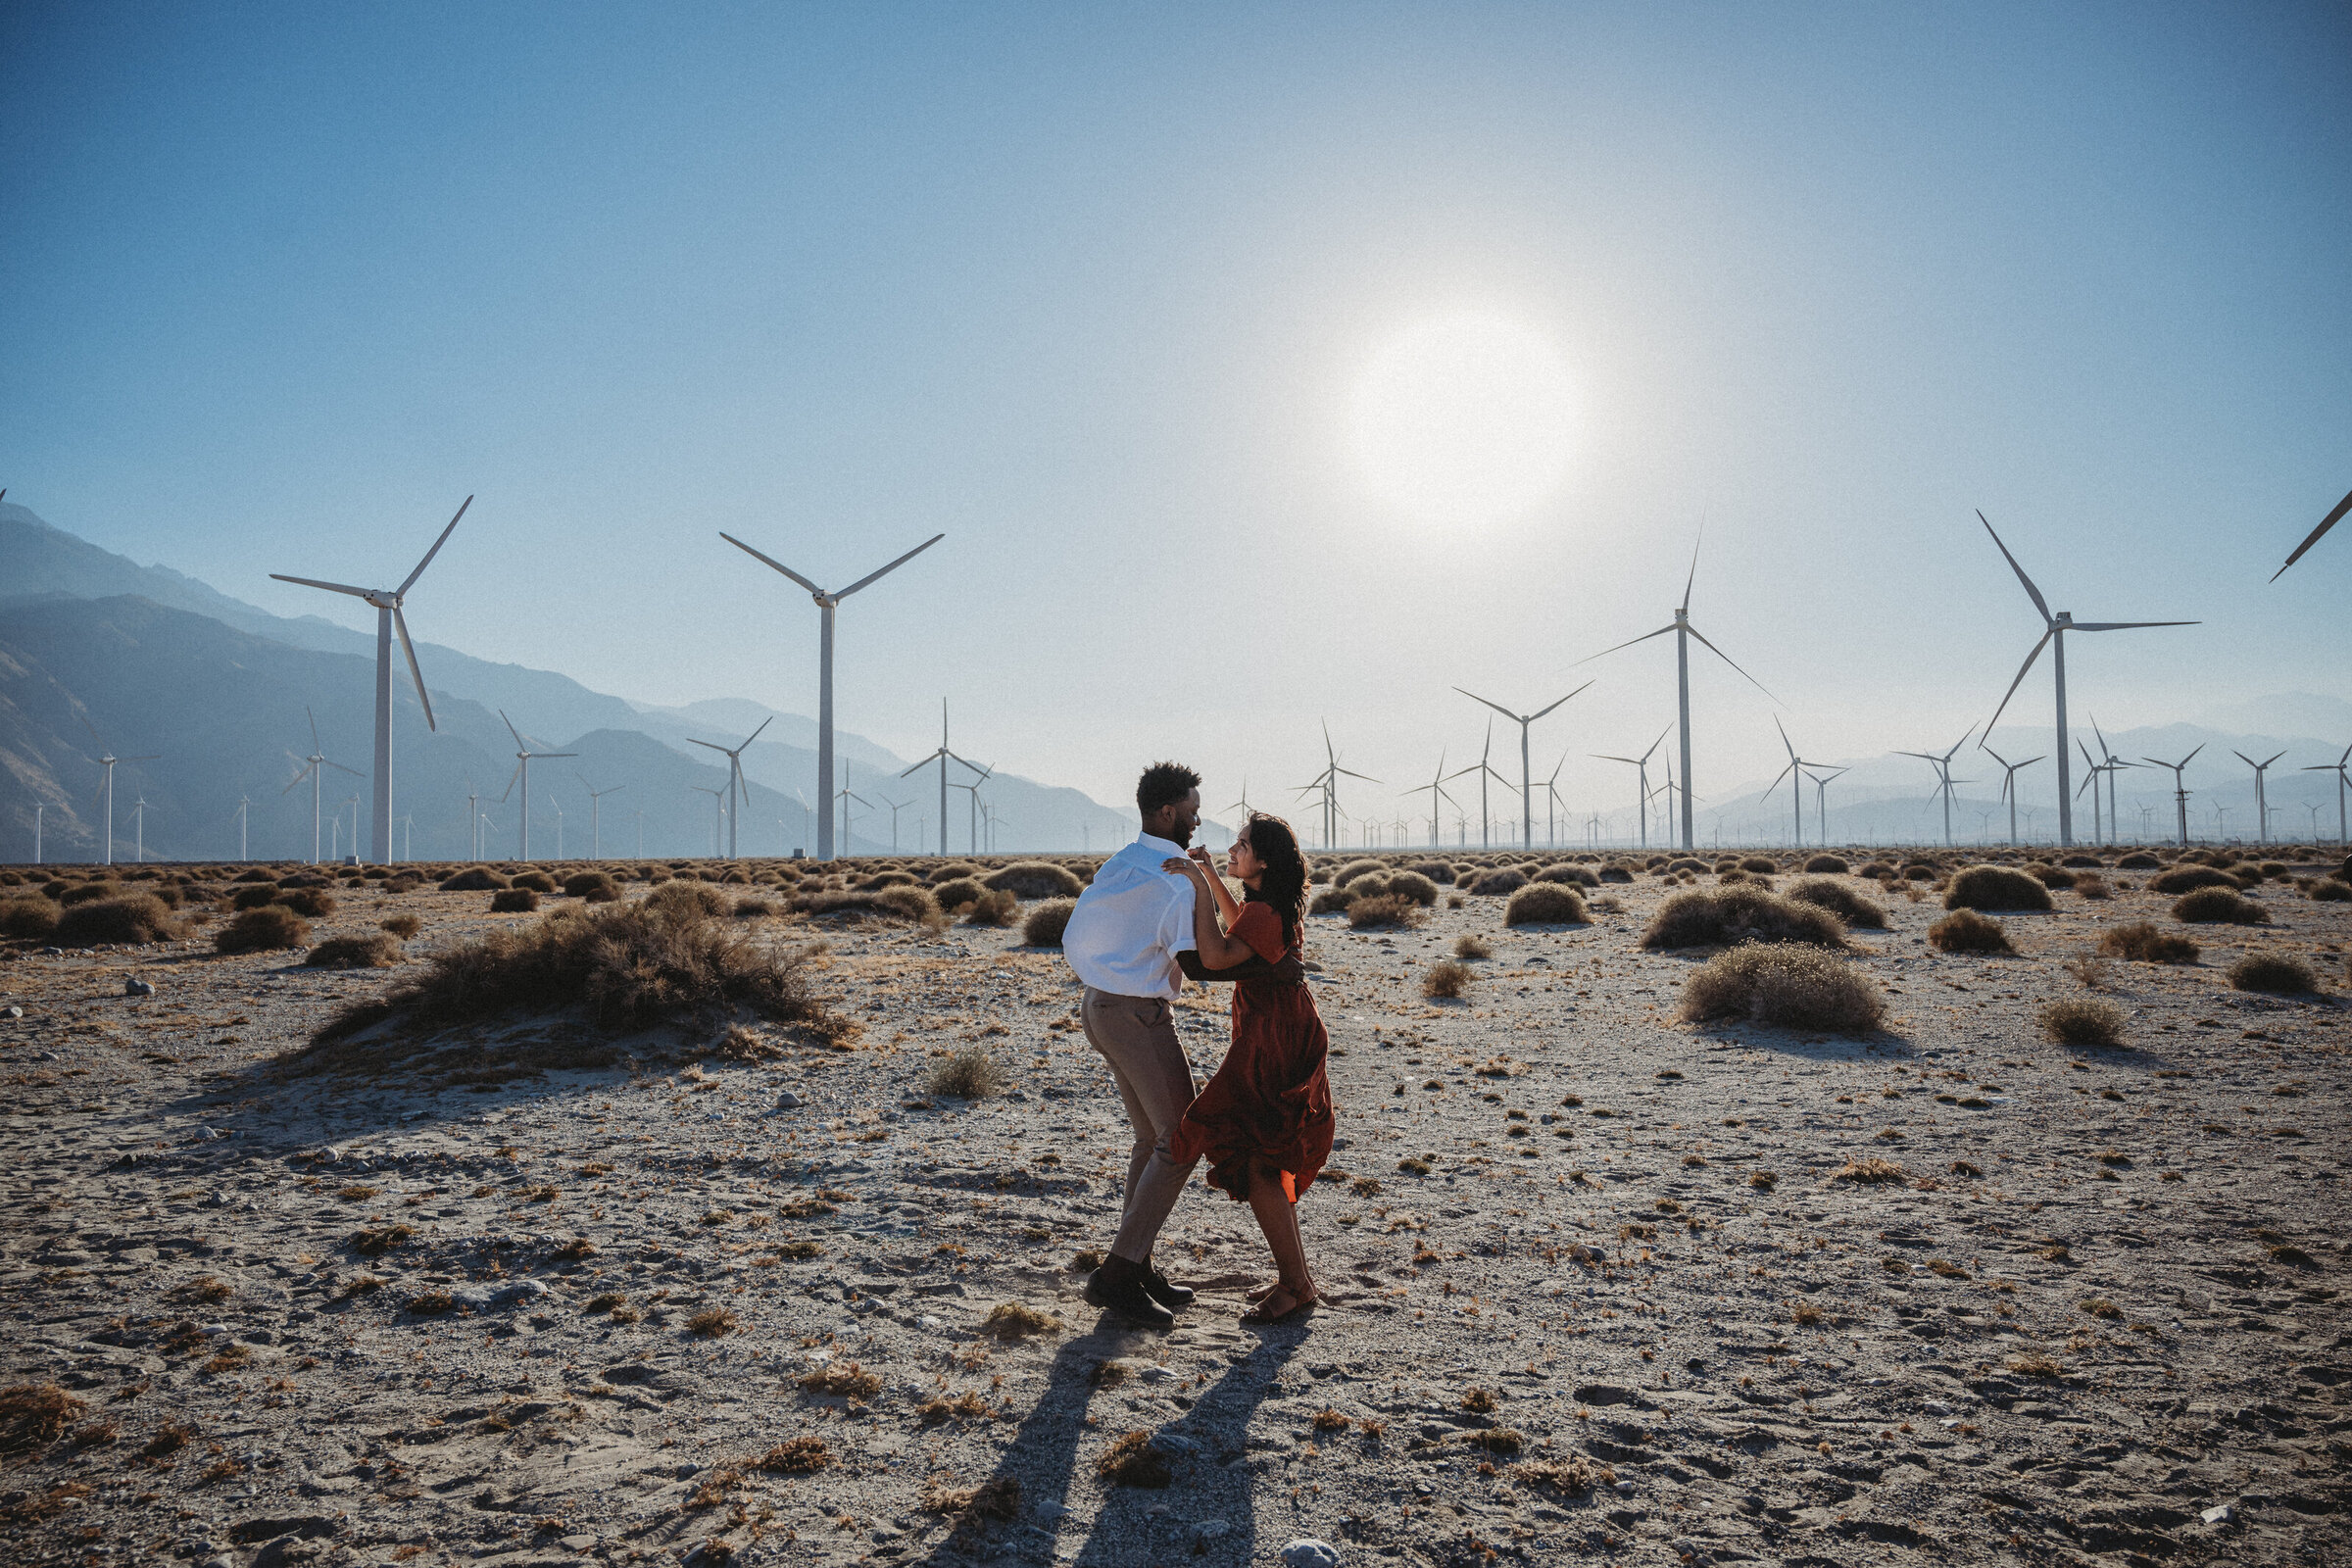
1241, 1282, 1318, 1324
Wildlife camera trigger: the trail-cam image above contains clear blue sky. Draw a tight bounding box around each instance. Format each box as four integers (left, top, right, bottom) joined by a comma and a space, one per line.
4, 2, 2346, 829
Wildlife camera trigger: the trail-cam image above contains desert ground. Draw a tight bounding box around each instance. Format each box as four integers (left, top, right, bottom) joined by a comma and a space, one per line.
0, 847, 2346, 1568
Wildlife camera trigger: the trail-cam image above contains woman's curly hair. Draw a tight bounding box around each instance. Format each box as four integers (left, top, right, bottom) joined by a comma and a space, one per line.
1240, 812, 1307, 946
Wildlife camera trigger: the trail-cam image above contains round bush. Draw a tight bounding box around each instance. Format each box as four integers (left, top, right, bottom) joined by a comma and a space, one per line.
925, 862, 982, 885
1022, 898, 1077, 947
510, 871, 559, 895
1534, 863, 1598, 888
439, 868, 508, 892
931, 877, 987, 913
964, 889, 1019, 927
2027, 864, 2077, 890
1943, 865, 2053, 912
1404, 860, 1453, 883
491, 888, 541, 913
2040, 998, 2126, 1048
2097, 921, 2199, 963
983, 861, 1085, 900
2116, 853, 2163, 870
1470, 867, 1528, 897
1679, 943, 1884, 1034
214, 905, 311, 954
2307, 879, 2350, 904
0, 898, 62, 940
2228, 954, 2318, 995
2150, 865, 2235, 896
645, 879, 729, 920
564, 871, 620, 901
1641, 887, 1847, 951
1927, 908, 2013, 955
305, 933, 403, 969
55, 895, 184, 948
1383, 871, 1441, 906
1503, 883, 1589, 926
1597, 863, 1635, 884
2171, 887, 2268, 925
1348, 894, 1423, 931
1802, 855, 1849, 874
1784, 877, 1887, 929
273, 887, 337, 918
1333, 858, 1388, 887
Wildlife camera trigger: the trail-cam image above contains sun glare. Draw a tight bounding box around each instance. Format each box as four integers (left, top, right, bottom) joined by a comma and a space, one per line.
1348, 313, 1579, 528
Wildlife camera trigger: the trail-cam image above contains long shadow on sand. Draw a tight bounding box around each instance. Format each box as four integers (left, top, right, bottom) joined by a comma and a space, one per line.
908, 1315, 1295, 1568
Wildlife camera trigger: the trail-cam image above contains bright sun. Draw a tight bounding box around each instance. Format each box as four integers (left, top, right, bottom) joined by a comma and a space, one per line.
1348, 312, 1579, 527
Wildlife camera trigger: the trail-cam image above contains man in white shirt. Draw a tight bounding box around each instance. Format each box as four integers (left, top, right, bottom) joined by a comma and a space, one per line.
1063, 760, 1294, 1328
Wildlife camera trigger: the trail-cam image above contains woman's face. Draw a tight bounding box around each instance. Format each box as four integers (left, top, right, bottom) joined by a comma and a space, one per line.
1225, 832, 1263, 885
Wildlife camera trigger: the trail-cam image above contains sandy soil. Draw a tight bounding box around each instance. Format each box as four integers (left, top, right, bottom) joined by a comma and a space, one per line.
1, 858, 2347, 1568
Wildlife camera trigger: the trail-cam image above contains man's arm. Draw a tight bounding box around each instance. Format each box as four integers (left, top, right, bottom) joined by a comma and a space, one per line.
1178, 950, 1306, 985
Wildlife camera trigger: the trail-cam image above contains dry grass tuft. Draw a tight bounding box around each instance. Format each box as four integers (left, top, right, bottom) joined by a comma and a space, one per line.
215, 904, 311, 954
687, 1308, 740, 1338
2150, 865, 2235, 895
2099, 921, 2198, 963
1641, 887, 1847, 950
980, 1302, 1063, 1340
305, 933, 403, 969
1348, 894, 1424, 931
1512, 1456, 1608, 1494
1470, 867, 1529, 897
1095, 1430, 1172, 1487
1423, 958, 1474, 999
1453, 933, 1492, 960
1831, 1157, 1907, 1186
963, 889, 1020, 927
2008, 1352, 2066, 1380
923, 1475, 1021, 1520
1785, 877, 1886, 928
2171, 887, 2269, 925
380, 913, 422, 939
1927, 907, 2014, 955
490, 888, 541, 913
984, 862, 1086, 900
755, 1436, 833, 1473
2040, 998, 2127, 1049
799, 1360, 880, 1398
928, 1048, 1006, 1100
1680, 943, 1885, 1034
1503, 883, 1589, 926
0, 1384, 87, 1458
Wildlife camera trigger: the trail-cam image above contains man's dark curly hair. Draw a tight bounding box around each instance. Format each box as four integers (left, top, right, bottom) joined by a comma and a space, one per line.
1136, 760, 1202, 818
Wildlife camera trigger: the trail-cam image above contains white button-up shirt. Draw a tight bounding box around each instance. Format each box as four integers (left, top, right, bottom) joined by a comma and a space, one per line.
1062, 833, 1199, 1000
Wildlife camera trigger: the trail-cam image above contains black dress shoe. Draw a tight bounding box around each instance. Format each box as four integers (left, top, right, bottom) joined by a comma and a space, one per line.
1142, 1265, 1195, 1311
1084, 1256, 1175, 1330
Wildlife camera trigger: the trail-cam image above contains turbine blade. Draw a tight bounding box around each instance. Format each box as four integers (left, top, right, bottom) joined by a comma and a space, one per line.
740, 715, 772, 748
1571, 622, 1678, 665
328, 760, 365, 777
2271, 485, 2352, 580
1775, 715, 1797, 763
2070, 619, 2198, 632
1526, 681, 1592, 722
1335, 767, 1381, 783
1453, 687, 1521, 725
1680, 524, 1703, 614
2232, 751, 2256, 768
393, 607, 435, 730
1976, 511, 2052, 623
836, 532, 946, 599
719, 531, 826, 595
1983, 629, 2052, 734
1680, 621, 1778, 701
2264, 750, 2286, 767
545, 752, 578, 760
686, 738, 727, 753
500, 709, 527, 751
397, 495, 470, 594
281, 764, 316, 795
270, 574, 375, 599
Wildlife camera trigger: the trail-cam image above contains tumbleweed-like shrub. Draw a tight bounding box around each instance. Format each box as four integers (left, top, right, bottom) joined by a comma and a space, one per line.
1022, 898, 1077, 947
1424, 958, 1473, 999
1942, 865, 2052, 912
2307, 878, 2350, 903
439, 867, 508, 892
795, 886, 940, 923
2116, 852, 2163, 870
1534, 863, 1599, 888
1679, 943, 1885, 1034
1470, 867, 1529, 897
1348, 894, 1423, 931
274, 886, 338, 918
213, 905, 311, 954
2171, 887, 2269, 925
1739, 856, 1778, 875
490, 888, 540, 913
2150, 865, 2234, 895
305, 933, 403, 969
2098, 921, 2199, 963
2039, 998, 2127, 1048
645, 879, 730, 920
2027, 863, 2077, 890
1802, 854, 1850, 874
1383, 871, 1441, 906
509, 870, 559, 894
963, 889, 1019, 927
928, 1048, 1006, 1100
931, 877, 987, 913
1308, 883, 1359, 915
2228, 954, 2319, 995
1785, 877, 1886, 928
1405, 860, 1455, 883
1503, 884, 1589, 926
1928, 908, 2013, 955
1640, 887, 1846, 951
230, 884, 281, 910
1334, 858, 1388, 887
983, 861, 1085, 900
0, 899, 61, 941
564, 871, 619, 902
55, 895, 185, 948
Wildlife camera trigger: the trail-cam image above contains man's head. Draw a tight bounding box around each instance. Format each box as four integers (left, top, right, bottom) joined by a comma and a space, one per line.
1136, 760, 1202, 848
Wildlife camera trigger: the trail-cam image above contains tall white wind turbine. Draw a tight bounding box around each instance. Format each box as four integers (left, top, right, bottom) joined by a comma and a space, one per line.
1297, 722, 1378, 851
1592, 726, 1670, 851
270, 496, 468, 863
1446, 720, 1515, 849
498, 711, 576, 861
718, 528, 944, 860
79, 717, 158, 868
899, 701, 985, 856
1981, 745, 2044, 846
2140, 746, 2203, 848
1806, 764, 1847, 846
2232, 750, 2287, 847
1574, 531, 1775, 851
2301, 741, 2351, 844
1767, 717, 1832, 849
1403, 753, 1460, 850
283, 707, 360, 864
686, 717, 770, 858
1454, 683, 1591, 854
1975, 512, 2196, 848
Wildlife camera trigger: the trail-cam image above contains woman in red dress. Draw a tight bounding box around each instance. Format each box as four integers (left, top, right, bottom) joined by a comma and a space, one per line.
1162, 812, 1334, 1324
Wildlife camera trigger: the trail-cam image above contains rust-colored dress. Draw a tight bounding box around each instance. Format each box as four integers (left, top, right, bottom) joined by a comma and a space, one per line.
1171, 900, 1335, 1203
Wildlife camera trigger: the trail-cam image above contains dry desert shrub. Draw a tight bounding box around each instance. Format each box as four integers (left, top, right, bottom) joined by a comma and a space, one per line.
1784, 877, 1886, 928
214, 905, 310, 954
923, 1475, 1021, 1520
686, 1308, 739, 1339
1348, 894, 1424, 931
757, 1436, 833, 1473
305, 933, 402, 969
2028, 863, 2078, 890
1424, 958, 1474, 999
927, 1049, 1006, 1100
931, 877, 986, 912
54, 895, 184, 948
1640, 887, 1847, 950
983, 861, 1085, 900
1927, 908, 2014, 955
439, 868, 508, 892
1405, 859, 1454, 882
1503, 883, 1589, 926
510, 870, 558, 894
796, 886, 939, 923
2099, 921, 2198, 963
2229, 954, 2319, 995
0, 898, 61, 940
1535, 863, 1599, 888
564, 871, 619, 902
491, 888, 540, 913
1512, 1456, 1606, 1494
2073, 873, 2112, 900
1095, 1430, 1171, 1487
647, 879, 731, 919
963, 889, 1019, 927
2150, 865, 2235, 895
1942, 864, 2053, 911
380, 913, 422, 939
2040, 998, 2127, 1048
1832, 1157, 1907, 1186
2307, 878, 2351, 903
0, 1384, 86, 1458
1470, 867, 1529, 897
1802, 854, 1850, 874
1453, 933, 1492, 960
1334, 858, 1387, 886
799, 1360, 880, 1398
1679, 943, 1885, 1034
1382, 870, 1442, 906
1022, 898, 1077, 947
980, 1302, 1063, 1340
2116, 852, 2163, 869
2172, 887, 2269, 925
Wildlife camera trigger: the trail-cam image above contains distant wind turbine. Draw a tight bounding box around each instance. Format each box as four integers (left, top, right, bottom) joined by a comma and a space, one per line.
2232, 749, 2288, 847
1446, 719, 1514, 850
270, 496, 468, 863
232, 795, 251, 861
1897, 727, 1975, 849
580, 775, 625, 859
1806, 764, 1846, 847
498, 711, 576, 861
2300, 741, 2351, 844
1592, 726, 1671, 851
1981, 745, 2044, 847
283, 707, 360, 864
1767, 717, 1832, 849
1976, 511, 2196, 847
80, 717, 159, 868
1453, 682, 1591, 854
690, 785, 726, 858
2271, 485, 2351, 581
1574, 528, 1775, 850
687, 717, 769, 858
2140, 746, 2203, 848
898, 701, 985, 856
1403, 752, 1461, 850
719, 528, 944, 859
1297, 722, 1378, 851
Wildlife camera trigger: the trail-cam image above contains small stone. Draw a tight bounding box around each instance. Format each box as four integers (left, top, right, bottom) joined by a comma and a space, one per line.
1614, 1479, 1639, 1496
124, 976, 155, 997
771, 1091, 805, 1111
2200, 1504, 2233, 1526
1280, 1541, 1342, 1568
3, 1004, 24, 1019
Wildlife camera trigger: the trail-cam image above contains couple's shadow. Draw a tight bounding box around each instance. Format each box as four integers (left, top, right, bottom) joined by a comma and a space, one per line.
906, 1311, 1300, 1566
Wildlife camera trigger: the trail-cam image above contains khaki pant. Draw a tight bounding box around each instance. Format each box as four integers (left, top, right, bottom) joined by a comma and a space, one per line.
1080, 987, 1200, 1263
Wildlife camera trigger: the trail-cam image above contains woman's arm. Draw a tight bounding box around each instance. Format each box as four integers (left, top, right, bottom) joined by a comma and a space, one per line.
1162, 858, 1256, 970
1186, 845, 1245, 927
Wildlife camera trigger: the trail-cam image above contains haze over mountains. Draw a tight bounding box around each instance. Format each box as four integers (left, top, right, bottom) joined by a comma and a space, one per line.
0, 500, 1143, 862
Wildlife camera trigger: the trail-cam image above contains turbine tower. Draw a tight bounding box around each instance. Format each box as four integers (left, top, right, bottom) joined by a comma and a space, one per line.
2232, 750, 2287, 847
1296, 722, 1378, 851
1981, 745, 2044, 846
719, 528, 944, 859
580, 775, 625, 858
686, 717, 770, 858
1452, 682, 1591, 854
1897, 728, 1975, 849
1574, 530, 1775, 850
498, 711, 576, 860
899, 701, 986, 855
283, 708, 359, 864
1592, 726, 1670, 851
2300, 741, 2351, 844
270, 496, 468, 863
1403, 753, 1461, 850
1446, 720, 1514, 849
1975, 511, 2196, 848
1767, 717, 1831, 849
1806, 764, 1847, 846
2140, 746, 2203, 848
80, 718, 158, 867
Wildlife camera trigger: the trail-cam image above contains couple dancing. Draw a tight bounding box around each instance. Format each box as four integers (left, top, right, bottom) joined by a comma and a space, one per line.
1061, 761, 1335, 1330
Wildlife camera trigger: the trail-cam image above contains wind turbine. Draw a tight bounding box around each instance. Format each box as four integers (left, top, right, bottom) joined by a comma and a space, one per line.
2075, 740, 2111, 846
1446, 719, 1516, 850
686, 717, 769, 858
548, 795, 565, 858
836, 764, 872, 855
1981, 745, 2044, 846
79, 718, 159, 867
498, 711, 576, 861
1403, 753, 1461, 850
270, 496, 468, 863
1806, 764, 1847, 847
690, 785, 725, 857
2232, 750, 2288, 847
1767, 717, 1831, 849
129, 797, 150, 861
880, 796, 911, 852
400, 814, 414, 860
949, 765, 991, 855
465, 782, 481, 860
2141, 746, 2203, 848
718, 528, 944, 859
283, 708, 360, 864
580, 776, 625, 858
1453, 683, 1591, 854
2085, 717, 2137, 845
898, 701, 986, 855
2271, 485, 2352, 581
2301, 741, 2351, 844
1541, 754, 1570, 849
1975, 511, 2196, 847
1573, 530, 1775, 850
232, 796, 251, 861
1896, 727, 1975, 849
1220, 777, 1255, 837
1592, 726, 1671, 851
1297, 722, 1378, 850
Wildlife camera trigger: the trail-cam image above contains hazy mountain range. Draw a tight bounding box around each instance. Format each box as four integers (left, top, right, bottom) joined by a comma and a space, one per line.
0, 500, 1144, 863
